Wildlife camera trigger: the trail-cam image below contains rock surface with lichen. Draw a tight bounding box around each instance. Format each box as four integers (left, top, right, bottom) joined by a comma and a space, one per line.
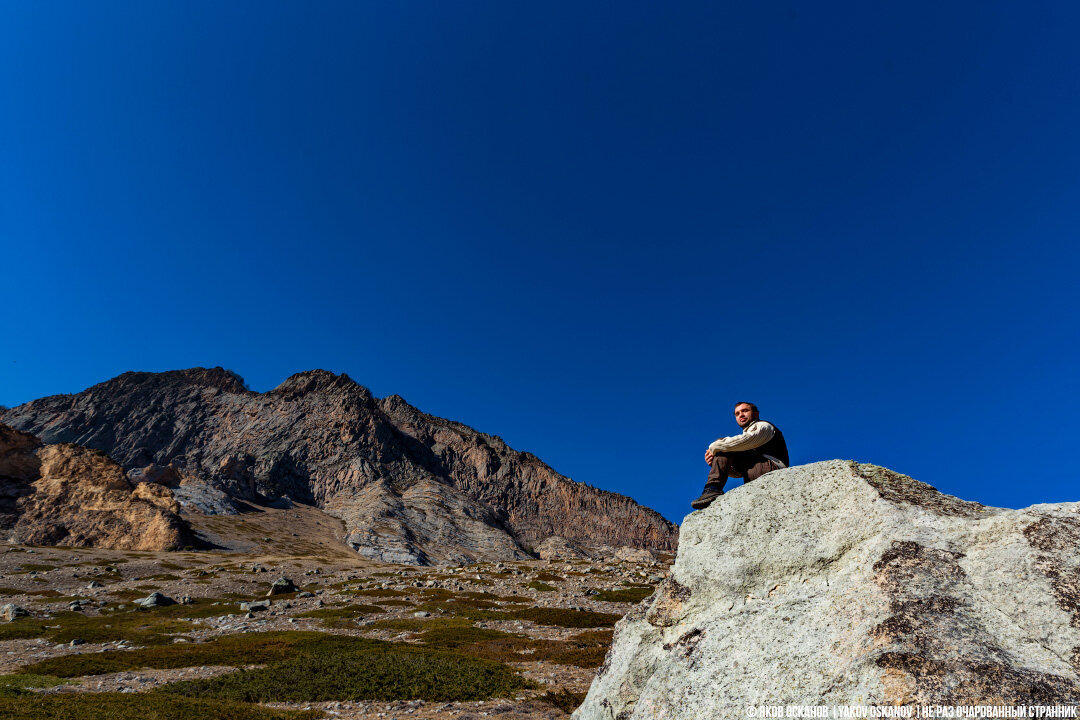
573, 460, 1080, 718
1, 368, 677, 565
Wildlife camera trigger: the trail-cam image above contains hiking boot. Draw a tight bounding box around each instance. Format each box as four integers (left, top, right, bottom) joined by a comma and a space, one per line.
690, 483, 725, 510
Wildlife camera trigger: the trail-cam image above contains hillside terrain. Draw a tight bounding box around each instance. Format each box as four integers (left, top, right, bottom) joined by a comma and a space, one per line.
1, 368, 677, 565
0, 452, 1074, 718
0, 514, 669, 719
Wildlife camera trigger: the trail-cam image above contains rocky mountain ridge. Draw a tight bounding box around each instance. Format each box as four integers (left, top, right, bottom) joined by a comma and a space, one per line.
2, 368, 677, 564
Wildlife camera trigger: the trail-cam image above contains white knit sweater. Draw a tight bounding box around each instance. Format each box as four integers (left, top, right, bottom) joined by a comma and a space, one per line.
708, 420, 778, 455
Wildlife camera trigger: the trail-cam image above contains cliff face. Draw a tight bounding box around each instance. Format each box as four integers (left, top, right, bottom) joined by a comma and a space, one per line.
2, 368, 677, 564
573, 461, 1080, 718
0, 423, 192, 551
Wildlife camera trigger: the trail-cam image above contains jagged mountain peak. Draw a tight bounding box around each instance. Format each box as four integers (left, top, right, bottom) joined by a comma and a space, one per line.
380, 393, 411, 409
102, 367, 251, 395
270, 369, 374, 401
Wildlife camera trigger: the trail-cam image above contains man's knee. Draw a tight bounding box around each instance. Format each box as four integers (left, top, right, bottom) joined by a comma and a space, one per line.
710, 455, 741, 478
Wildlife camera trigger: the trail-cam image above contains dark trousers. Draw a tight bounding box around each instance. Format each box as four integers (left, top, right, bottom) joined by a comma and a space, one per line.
706, 450, 779, 492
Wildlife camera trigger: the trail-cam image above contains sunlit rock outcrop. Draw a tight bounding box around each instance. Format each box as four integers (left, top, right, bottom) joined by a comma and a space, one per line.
0, 423, 192, 550
574, 460, 1080, 718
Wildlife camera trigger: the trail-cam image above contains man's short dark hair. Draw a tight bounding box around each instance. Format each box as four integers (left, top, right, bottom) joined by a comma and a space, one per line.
733, 401, 759, 415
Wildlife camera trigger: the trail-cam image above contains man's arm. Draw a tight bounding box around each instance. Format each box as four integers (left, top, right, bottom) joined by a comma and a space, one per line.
707, 421, 775, 454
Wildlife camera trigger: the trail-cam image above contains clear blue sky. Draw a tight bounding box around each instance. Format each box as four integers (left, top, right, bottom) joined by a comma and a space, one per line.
2, 2, 1078, 525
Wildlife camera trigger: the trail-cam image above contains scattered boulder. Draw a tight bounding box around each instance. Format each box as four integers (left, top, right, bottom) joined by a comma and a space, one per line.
136, 592, 176, 608
240, 600, 270, 613
536, 536, 594, 561
171, 478, 239, 516
267, 577, 298, 596
127, 464, 183, 488
574, 461, 1080, 717
613, 546, 656, 564
0, 604, 28, 622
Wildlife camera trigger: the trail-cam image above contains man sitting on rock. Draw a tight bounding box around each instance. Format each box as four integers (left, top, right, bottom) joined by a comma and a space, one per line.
691, 402, 789, 510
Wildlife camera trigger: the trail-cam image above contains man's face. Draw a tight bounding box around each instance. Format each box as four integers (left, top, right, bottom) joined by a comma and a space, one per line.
734, 404, 756, 428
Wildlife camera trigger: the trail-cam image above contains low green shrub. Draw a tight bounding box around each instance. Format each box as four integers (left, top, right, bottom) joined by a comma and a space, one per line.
11, 600, 263, 671
416, 625, 517, 649
107, 589, 147, 601
0, 673, 68, 698
12, 564, 57, 573
503, 607, 620, 628
295, 604, 384, 619
546, 629, 613, 667
532, 572, 562, 583
19, 631, 356, 678
413, 587, 465, 601
0, 692, 322, 720
414, 597, 500, 614
296, 604, 385, 628
416, 624, 612, 668
526, 582, 556, 592
593, 587, 655, 603
37, 603, 209, 646
396, 602, 620, 628
368, 616, 471, 632
0, 618, 46, 642
344, 588, 405, 598
539, 689, 587, 713
158, 638, 534, 703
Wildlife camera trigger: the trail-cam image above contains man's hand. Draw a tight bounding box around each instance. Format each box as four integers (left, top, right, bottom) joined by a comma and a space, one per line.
705, 449, 715, 464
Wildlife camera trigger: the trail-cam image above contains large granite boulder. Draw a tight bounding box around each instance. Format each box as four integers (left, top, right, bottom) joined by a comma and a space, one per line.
536, 535, 595, 560
574, 460, 1080, 718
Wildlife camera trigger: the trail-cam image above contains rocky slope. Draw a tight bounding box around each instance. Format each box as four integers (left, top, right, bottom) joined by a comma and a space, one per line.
0, 533, 666, 720
2, 368, 677, 564
574, 460, 1080, 717
0, 423, 192, 550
